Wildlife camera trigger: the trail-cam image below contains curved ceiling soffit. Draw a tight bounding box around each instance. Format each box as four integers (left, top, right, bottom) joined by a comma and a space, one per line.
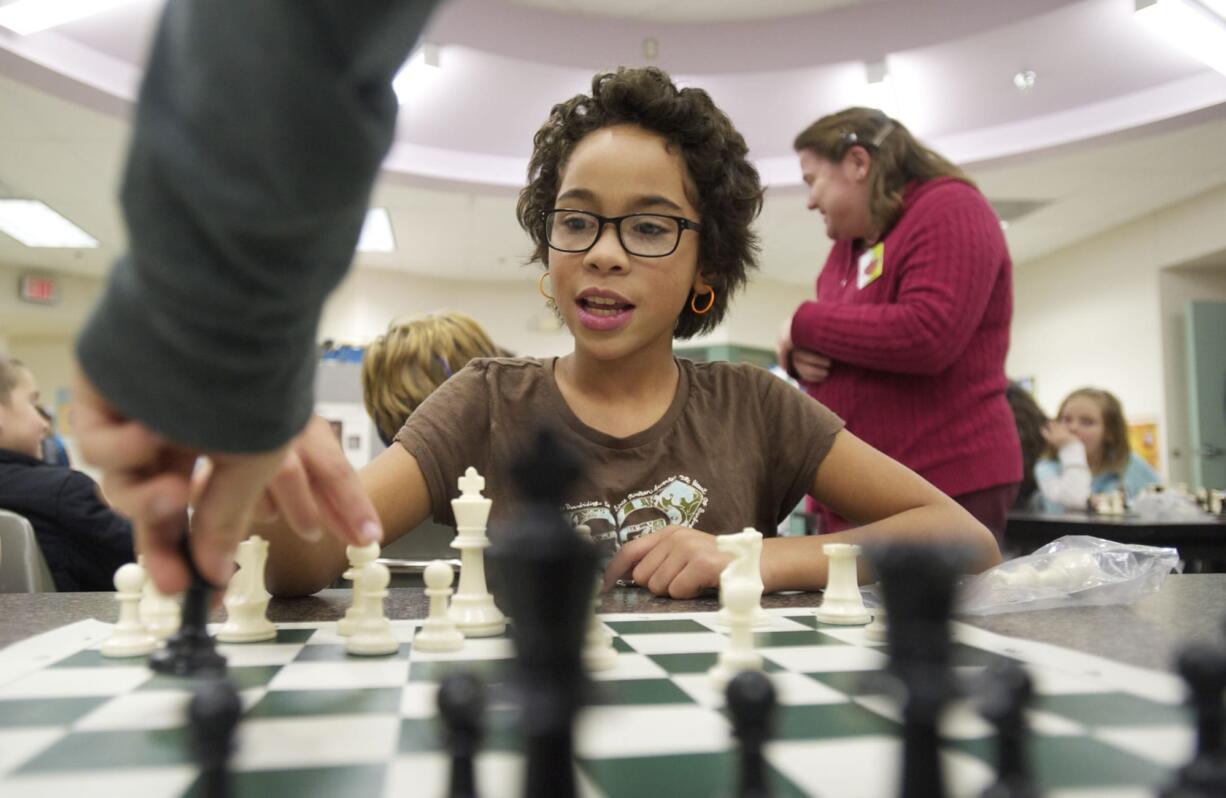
2, 2, 1226, 190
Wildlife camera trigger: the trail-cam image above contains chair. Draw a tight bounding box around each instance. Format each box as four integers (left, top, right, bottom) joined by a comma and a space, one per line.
0, 509, 56, 592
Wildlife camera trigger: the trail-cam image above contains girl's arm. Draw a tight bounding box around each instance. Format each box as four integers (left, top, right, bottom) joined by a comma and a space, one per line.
761, 429, 1001, 592
262, 442, 432, 597
1034, 441, 1091, 510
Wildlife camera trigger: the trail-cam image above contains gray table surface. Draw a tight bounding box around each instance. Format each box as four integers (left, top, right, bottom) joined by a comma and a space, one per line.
2, 575, 1223, 673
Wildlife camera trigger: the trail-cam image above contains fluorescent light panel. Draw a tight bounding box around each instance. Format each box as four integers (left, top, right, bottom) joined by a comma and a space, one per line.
0, 0, 141, 36
0, 200, 98, 248
1135, 0, 1226, 76
357, 208, 395, 253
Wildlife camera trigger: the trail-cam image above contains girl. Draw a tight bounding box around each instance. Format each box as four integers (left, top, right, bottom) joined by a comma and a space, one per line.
1035, 388, 1159, 511
261, 68, 1000, 598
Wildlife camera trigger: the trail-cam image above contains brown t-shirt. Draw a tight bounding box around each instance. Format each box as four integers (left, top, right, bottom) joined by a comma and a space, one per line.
395, 357, 844, 560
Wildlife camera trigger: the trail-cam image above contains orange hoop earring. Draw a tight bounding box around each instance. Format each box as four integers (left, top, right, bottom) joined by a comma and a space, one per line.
690, 288, 715, 315
538, 272, 554, 301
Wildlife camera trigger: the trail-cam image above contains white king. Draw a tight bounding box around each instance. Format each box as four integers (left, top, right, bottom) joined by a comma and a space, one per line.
448, 467, 507, 636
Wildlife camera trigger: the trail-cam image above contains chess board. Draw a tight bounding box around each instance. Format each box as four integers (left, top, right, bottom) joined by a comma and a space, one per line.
0, 608, 1195, 798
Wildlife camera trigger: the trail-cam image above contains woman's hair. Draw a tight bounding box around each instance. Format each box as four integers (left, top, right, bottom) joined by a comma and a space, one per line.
1057, 388, 1132, 475
361, 312, 506, 445
517, 66, 765, 339
1005, 382, 1047, 506
793, 107, 973, 236
0, 355, 26, 405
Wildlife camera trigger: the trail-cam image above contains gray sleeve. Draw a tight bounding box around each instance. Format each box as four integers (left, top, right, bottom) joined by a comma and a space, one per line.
75, 0, 441, 452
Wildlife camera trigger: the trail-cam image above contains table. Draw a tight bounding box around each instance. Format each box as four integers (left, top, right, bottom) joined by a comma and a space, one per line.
3, 575, 1223, 672
1006, 510, 1226, 568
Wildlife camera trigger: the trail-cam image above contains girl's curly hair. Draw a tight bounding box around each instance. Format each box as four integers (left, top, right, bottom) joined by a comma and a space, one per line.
516, 67, 764, 339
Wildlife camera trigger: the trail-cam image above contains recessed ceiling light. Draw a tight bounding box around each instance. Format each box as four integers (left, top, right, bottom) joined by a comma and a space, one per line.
357, 208, 395, 253
0, 0, 141, 36
1012, 70, 1037, 92
0, 200, 98, 248
863, 59, 900, 119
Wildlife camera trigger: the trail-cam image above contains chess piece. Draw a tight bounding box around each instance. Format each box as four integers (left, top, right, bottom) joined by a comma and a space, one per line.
727, 670, 776, 798
138, 554, 180, 641
189, 677, 242, 798
709, 529, 765, 690
449, 467, 507, 637
576, 524, 617, 671
150, 530, 227, 677
713, 528, 773, 631
102, 562, 158, 658
865, 608, 889, 643
346, 561, 399, 656
977, 661, 1037, 798
814, 543, 871, 625
488, 427, 597, 798
1160, 644, 1226, 797
217, 536, 277, 643
438, 672, 485, 798
872, 543, 967, 798
337, 541, 380, 637
414, 561, 465, 653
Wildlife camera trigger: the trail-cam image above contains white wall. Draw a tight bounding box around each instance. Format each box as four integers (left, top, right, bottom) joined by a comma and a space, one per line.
1008, 183, 1226, 478
1159, 265, 1226, 484
319, 267, 811, 356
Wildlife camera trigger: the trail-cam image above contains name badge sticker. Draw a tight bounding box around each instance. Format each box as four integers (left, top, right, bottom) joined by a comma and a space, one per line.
856, 242, 884, 290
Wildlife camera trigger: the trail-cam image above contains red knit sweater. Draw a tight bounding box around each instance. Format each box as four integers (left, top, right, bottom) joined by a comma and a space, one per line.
791, 177, 1021, 501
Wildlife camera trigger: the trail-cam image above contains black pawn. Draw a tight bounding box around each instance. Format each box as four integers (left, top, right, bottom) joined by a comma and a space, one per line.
726, 670, 776, 798
189, 677, 242, 798
150, 532, 227, 677
438, 672, 485, 798
872, 543, 968, 798
487, 426, 596, 798
977, 661, 1037, 798
1161, 645, 1226, 797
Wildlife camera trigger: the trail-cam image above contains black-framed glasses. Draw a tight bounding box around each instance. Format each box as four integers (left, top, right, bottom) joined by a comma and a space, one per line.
543, 209, 701, 258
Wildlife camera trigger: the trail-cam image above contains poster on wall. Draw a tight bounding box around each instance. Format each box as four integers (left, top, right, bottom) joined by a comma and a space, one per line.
314, 401, 374, 471
1128, 419, 1161, 472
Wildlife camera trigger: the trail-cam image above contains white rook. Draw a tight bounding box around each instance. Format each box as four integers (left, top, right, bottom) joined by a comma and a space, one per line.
815, 543, 871, 625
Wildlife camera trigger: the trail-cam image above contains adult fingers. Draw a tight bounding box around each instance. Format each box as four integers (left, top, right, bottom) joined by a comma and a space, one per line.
296, 417, 383, 546
189, 450, 286, 585
266, 450, 325, 542
103, 467, 194, 534
601, 531, 667, 592
793, 349, 832, 369
134, 509, 193, 595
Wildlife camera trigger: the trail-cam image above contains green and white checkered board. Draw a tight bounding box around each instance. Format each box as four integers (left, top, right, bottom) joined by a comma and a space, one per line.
0, 609, 1195, 797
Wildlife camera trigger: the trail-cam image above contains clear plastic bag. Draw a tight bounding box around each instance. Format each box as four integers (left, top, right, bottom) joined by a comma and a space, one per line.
958, 535, 1181, 616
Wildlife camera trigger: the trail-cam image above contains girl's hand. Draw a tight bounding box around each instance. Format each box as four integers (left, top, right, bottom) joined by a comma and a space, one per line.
601, 526, 733, 599
1040, 421, 1077, 450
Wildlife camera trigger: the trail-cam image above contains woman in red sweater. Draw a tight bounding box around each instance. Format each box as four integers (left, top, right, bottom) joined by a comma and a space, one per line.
777, 107, 1022, 541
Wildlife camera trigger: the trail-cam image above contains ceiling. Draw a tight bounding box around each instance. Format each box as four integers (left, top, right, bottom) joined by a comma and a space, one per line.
1, 0, 1225, 288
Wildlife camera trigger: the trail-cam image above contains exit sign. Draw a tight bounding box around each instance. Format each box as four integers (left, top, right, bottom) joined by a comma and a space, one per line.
18, 274, 58, 305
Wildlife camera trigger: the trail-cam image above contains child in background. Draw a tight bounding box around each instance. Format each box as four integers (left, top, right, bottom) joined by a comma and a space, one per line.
260, 67, 1000, 598
0, 356, 135, 590
1034, 387, 1159, 511
361, 312, 508, 446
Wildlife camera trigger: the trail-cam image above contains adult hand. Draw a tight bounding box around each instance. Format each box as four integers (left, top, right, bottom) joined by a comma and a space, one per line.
1040, 421, 1077, 450
242, 415, 384, 548
73, 372, 381, 595
792, 349, 833, 385
601, 526, 732, 599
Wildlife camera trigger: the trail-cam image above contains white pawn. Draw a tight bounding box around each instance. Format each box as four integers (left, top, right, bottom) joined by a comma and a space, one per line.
815, 543, 871, 625
576, 524, 617, 671
346, 561, 399, 656
217, 536, 277, 643
337, 541, 381, 637
864, 608, 888, 643
413, 561, 465, 653
138, 554, 180, 641
102, 563, 158, 658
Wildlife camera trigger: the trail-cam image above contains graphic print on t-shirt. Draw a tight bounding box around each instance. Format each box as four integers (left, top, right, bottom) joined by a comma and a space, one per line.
563, 475, 709, 561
